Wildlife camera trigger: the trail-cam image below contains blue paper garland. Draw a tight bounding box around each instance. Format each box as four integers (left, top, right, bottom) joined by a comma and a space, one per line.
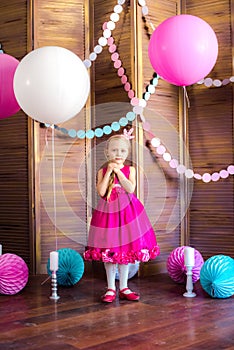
45, 109, 137, 139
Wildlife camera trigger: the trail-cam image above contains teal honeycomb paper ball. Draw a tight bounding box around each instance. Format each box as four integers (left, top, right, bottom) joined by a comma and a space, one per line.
47, 248, 84, 286
200, 255, 234, 299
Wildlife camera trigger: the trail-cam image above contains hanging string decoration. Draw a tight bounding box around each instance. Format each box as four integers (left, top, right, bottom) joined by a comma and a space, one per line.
197, 76, 234, 87
45, 0, 233, 183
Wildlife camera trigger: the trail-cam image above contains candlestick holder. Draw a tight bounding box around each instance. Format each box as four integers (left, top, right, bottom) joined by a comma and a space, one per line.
50, 271, 60, 301
183, 265, 196, 298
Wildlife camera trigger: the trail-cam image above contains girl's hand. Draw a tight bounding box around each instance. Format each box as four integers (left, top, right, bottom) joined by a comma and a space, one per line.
107, 162, 120, 174
115, 166, 136, 193
113, 166, 121, 174
107, 162, 115, 174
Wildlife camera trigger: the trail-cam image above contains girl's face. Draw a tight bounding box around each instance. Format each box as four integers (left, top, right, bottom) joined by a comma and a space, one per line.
107, 138, 129, 165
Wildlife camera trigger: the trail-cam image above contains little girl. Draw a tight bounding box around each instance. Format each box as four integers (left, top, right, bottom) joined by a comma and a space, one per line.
84, 129, 160, 302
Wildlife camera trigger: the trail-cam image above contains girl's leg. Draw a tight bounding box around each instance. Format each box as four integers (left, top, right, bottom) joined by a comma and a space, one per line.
118, 263, 140, 301
118, 263, 129, 291
103, 262, 117, 299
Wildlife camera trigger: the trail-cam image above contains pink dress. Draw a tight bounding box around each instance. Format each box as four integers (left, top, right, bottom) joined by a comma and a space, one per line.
84, 165, 160, 264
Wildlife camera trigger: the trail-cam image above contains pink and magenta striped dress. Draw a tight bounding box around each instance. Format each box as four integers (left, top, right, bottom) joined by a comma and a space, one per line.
84, 165, 160, 264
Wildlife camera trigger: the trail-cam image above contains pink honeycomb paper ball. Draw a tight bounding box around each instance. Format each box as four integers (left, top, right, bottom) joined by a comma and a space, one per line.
167, 246, 204, 284
0, 253, 29, 295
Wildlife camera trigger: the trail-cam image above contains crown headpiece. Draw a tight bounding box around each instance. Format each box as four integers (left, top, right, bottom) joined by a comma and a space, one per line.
123, 128, 134, 140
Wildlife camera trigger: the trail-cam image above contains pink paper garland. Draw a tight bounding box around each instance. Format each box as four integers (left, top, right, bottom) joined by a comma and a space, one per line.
52, 0, 234, 183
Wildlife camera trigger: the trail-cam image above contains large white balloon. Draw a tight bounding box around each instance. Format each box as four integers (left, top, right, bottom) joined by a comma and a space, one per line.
13, 46, 90, 124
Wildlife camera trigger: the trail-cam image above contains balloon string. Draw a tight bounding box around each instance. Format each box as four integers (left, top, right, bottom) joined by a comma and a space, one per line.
51, 126, 58, 252
183, 86, 190, 108
41, 275, 51, 285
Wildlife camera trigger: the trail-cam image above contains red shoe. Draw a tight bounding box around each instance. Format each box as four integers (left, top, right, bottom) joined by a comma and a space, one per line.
119, 288, 140, 301
101, 289, 116, 303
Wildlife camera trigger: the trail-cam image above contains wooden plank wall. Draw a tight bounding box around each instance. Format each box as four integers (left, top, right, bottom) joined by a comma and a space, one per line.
140, 0, 182, 274
33, 0, 89, 273
89, 0, 182, 275
0, 0, 233, 276
0, 0, 32, 269
91, 0, 133, 187
186, 0, 234, 259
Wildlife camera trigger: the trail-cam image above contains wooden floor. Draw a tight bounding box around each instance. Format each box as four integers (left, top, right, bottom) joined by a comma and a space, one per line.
0, 273, 233, 350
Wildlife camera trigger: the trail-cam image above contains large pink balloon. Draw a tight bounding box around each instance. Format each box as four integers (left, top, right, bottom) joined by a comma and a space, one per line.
0, 53, 20, 119
148, 15, 218, 86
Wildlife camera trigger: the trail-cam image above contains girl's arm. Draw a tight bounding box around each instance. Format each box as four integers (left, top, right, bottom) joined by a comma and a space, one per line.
96, 167, 113, 197
115, 166, 136, 193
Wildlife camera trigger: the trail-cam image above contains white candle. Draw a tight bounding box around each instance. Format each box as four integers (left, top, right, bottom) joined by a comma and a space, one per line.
50, 251, 59, 271
0, 244, 2, 255
184, 246, 195, 266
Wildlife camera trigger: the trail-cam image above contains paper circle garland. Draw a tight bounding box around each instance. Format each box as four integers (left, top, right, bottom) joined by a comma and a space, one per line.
115, 262, 139, 280
167, 246, 204, 283
13, 46, 90, 124
47, 248, 84, 286
0, 253, 29, 295
200, 255, 234, 298
148, 14, 218, 86
0, 53, 20, 119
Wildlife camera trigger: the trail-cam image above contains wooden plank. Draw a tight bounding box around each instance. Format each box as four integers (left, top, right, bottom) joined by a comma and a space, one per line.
187, 0, 234, 258
0, 274, 233, 349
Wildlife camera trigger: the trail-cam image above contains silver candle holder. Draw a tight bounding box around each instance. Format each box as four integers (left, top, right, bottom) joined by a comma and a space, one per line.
49, 251, 60, 301
50, 270, 60, 301
183, 265, 196, 298
183, 246, 196, 298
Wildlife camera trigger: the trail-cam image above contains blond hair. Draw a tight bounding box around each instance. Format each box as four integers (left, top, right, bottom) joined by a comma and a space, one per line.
105, 134, 131, 152
105, 135, 131, 201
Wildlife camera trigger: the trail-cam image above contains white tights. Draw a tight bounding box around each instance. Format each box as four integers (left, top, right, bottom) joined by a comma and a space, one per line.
104, 263, 129, 292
